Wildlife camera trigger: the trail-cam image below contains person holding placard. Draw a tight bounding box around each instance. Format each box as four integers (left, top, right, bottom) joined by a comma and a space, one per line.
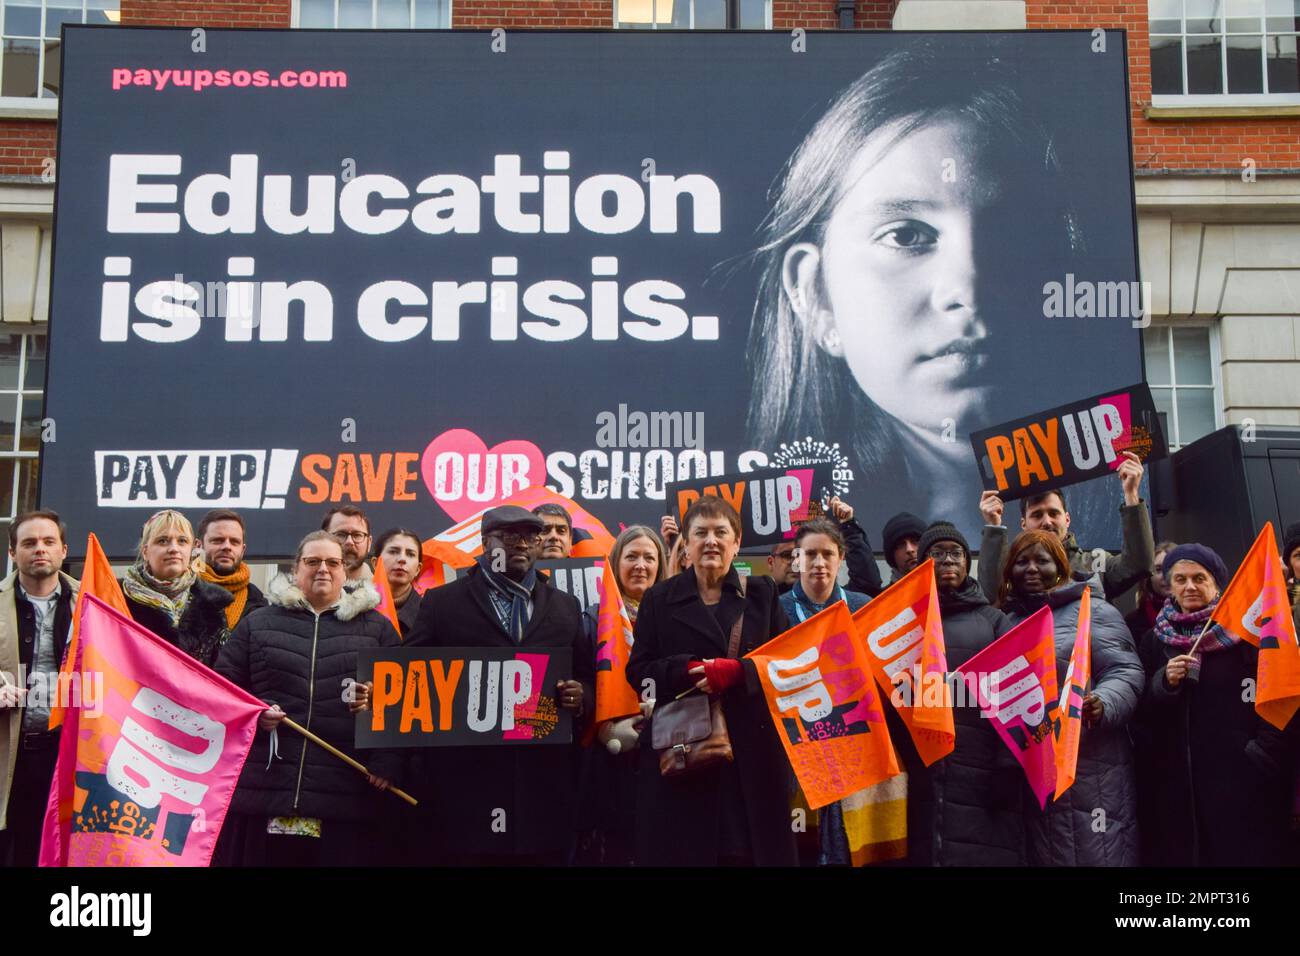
1133, 544, 1294, 866
996, 530, 1142, 867
628, 495, 796, 866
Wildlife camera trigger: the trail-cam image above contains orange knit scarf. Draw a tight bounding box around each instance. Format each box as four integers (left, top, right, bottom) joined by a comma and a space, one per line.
199, 562, 250, 628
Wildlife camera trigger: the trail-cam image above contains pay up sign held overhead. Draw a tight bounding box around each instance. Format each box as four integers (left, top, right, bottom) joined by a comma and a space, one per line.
665, 464, 834, 549
970, 383, 1166, 502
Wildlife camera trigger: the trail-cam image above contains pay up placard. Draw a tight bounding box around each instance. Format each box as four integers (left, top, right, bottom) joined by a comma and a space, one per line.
970, 383, 1166, 501
665, 464, 834, 549
357, 647, 573, 748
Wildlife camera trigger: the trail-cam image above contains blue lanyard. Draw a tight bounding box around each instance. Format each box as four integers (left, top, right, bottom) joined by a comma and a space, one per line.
793, 586, 845, 623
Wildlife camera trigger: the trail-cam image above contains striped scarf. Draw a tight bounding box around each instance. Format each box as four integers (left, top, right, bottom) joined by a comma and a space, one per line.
477, 556, 536, 643
1153, 596, 1238, 681
122, 563, 196, 628
198, 561, 250, 628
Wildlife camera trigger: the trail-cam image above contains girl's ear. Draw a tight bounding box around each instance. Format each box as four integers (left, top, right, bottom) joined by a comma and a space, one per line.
781, 242, 842, 358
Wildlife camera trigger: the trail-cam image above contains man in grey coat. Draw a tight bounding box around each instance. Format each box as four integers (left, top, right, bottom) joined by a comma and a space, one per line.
976, 451, 1155, 604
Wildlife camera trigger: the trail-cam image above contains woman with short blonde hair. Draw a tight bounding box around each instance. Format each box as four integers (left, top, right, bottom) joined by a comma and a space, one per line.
122, 509, 234, 667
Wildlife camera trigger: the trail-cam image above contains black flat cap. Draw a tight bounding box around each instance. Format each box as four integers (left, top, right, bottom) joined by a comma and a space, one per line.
481, 505, 545, 536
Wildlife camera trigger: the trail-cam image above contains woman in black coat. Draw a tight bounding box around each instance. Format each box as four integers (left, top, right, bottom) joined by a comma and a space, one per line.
997, 530, 1144, 866
214, 532, 401, 866
121, 509, 232, 668
627, 495, 798, 867
905, 522, 1018, 866
1134, 544, 1295, 866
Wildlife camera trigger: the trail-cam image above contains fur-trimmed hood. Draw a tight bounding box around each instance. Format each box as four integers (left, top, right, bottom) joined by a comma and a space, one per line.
265, 572, 380, 622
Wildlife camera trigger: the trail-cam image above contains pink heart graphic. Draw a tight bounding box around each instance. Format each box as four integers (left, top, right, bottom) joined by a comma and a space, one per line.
421, 428, 547, 523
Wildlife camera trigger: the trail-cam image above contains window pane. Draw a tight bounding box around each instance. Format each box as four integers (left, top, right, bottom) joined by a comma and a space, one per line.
299, 0, 334, 26
0, 394, 17, 452
618, 0, 673, 26
1144, 327, 1172, 384
1228, 0, 1264, 28
1266, 0, 1300, 31
2, 38, 37, 95
18, 394, 41, 451
1186, 0, 1224, 31
23, 335, 44, 389
87, 0, 120, 26
1151, 388, 1176, 445
1227, 33, 1265, 89
740, 0, 765, 26
1176, 389, 1217, 444
338, 0, 371, 27
1152, 35, 1186, 92
693, 0, 726, 27
667, 0, 692, 27
0, 461, 13, 517
0, 335, 19, 390
1267, 33, 1299, 90
377, 0, 408, 27
1172, 327, 1213, 384
4, 0, 43, 37
412, 0, 448, 27
41, 37, 57, 97
45, 2, 83, 36
1187, 34, 1225, 91
1150, 0, 1182, 19
14, 458, 37, 514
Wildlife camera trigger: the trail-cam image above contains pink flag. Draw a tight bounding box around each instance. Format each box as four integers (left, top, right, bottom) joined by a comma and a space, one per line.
956, 606, 1059, 809
39, 595, 265, 867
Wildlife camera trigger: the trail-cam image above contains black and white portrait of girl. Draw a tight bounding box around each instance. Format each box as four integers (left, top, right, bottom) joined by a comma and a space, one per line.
746, 36, 1136, 542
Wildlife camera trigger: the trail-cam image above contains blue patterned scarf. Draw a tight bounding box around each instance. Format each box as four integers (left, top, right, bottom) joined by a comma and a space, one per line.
477, 555, 536, 643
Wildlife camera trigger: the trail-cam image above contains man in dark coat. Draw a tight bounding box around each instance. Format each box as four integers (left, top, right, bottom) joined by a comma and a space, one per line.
405, 505, 593, 865
881, 511, 926, 586
906, 522, 1021, 866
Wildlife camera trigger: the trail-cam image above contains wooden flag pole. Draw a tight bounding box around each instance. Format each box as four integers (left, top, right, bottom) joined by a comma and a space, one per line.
280, 717, 417, 807
1186, 616, 1216, 657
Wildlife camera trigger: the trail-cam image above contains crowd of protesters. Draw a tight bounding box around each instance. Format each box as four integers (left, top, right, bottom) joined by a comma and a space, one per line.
2, 457, 1299, 868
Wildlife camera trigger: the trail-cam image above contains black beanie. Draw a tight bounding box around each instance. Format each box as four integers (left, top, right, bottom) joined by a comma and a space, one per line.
917, 522, 971, 568
1284, 522, 1300, 567
881, 512, 927, 568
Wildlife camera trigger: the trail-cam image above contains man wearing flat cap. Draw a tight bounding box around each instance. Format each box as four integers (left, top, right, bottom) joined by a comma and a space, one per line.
403, 505, 594, 865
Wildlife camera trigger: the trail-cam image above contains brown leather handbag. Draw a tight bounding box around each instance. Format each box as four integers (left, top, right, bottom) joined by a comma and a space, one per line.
653, 579, 746, 777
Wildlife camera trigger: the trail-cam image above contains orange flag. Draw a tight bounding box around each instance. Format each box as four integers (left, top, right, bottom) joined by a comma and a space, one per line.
851, 560, 955, 766
48, 533, 129, 730
1210, 523, 1300, 730
1052, 587, 1091, 799
594, 560, 640, 725
748, 602, 899, 809
371, 556, 403, 637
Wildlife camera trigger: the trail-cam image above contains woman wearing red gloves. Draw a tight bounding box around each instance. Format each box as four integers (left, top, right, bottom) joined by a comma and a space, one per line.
627, 495, 797, 866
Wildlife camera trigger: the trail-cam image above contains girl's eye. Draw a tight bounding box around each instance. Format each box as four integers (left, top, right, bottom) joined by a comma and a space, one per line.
875, 221, 937, 249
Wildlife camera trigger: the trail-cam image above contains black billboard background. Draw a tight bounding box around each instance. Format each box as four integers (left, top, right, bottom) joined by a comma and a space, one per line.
44, 27, 1142, 557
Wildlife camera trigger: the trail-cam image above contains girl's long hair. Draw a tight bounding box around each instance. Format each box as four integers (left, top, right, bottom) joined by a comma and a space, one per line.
746, 38, 1084, 471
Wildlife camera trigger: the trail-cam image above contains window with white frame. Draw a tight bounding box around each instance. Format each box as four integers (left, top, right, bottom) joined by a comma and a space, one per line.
1, 0, 118, 100
615, 0, 770, 29
0, 332, 45, 553
1143, 325, 1220, 450
1150, 0, 1300, 103
295, 0, 450, 28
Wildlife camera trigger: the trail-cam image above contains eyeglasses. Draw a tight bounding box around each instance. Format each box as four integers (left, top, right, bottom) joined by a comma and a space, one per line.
492, 531, 541, 547
926, 548, 965, 565
771, 549, 796, 561
300, 557, 345, 571
331, 531, 370, 544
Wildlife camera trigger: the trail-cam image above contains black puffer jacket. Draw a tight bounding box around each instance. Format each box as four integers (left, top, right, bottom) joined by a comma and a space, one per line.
908, 575, 1019, 866
1003, 579, 1144, 866
124, 577, 233, 668
214, 574, 403, 822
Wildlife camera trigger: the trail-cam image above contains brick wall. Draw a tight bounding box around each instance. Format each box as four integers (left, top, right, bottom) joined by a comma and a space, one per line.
1027, 0, 1300, 172
122, 0, 291, 27
0, 122, 56, 177
773, 1, 896, 30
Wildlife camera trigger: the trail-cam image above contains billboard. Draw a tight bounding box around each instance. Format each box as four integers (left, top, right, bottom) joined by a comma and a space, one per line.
44, 27, 1142, 556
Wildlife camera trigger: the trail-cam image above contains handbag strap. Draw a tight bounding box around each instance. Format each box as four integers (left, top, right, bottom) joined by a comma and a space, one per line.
725, 576, 747, 659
